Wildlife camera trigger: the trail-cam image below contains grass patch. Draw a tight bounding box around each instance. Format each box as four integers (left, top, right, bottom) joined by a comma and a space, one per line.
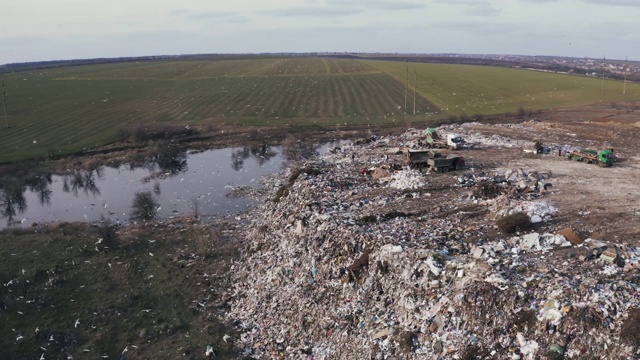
0, 220, 240, 359
131, 124, 198, 143
365, 60, 640, 116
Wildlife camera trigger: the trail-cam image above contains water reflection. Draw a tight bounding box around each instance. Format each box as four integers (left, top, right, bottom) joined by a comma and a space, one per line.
154, 143, 188, 176
0, 168, 52, 226
281, 135, 322, 161
62, 169, 102, 197
135, 143, 190, 180
229, 137, 336, 172
230, 144, 278, 171
0, 180, 27, 226
0, 140, 348, 228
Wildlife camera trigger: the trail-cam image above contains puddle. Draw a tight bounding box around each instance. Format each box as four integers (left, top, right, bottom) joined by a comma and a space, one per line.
0, 141, 347, 228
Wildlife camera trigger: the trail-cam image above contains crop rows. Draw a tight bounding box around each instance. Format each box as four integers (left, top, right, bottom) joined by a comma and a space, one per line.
123, 74, 437, 123
366, 60, 640, 116
0, 59, 436, 161
50, 58, 380, 80
2, 56, 638, 162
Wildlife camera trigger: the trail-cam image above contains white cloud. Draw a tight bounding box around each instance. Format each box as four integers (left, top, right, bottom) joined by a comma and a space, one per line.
1, 0, 640, 64
265, 7, 362, 17
582, 0, 640, 6
325, 0, 426, 10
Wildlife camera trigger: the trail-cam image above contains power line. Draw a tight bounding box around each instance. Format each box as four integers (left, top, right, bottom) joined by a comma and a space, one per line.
1, 80, 8, 129
601, 55, 605, 93
413, 69, 417, 115
404, 66, 408, 113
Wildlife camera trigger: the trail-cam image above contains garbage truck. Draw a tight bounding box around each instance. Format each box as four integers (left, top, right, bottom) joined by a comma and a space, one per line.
404, 149, 464, 171
566, 148, 614, 167
424, 128, 466, 150
426, 154, 465, 172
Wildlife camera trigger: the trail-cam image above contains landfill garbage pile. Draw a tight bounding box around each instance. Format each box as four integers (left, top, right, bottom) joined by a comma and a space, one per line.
389, 169, 426, 190
226, 127, 640, 360
432, 123, 532, 149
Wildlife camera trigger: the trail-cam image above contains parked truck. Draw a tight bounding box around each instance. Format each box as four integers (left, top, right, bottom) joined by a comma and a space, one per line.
405, 149, 465, 171
427, 155, 465, 172
424, 128, 466, 150
566, 148, 614, 167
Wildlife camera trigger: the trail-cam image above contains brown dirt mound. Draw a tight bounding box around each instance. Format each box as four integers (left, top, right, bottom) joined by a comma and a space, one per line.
557, 227, 585, 245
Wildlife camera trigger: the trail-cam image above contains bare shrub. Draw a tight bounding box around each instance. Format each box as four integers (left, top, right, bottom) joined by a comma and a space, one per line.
95, 216, 119, 250
191, 196, 201, 220
496, 212, 532, 234
130, 191, 159, 221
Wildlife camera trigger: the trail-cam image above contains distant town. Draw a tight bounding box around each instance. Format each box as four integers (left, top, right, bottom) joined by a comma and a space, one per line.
438, 53, 639, 81
322, 53, 640, 82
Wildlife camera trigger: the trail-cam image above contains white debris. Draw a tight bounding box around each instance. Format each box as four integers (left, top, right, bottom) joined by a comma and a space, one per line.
388, 169, 425, 190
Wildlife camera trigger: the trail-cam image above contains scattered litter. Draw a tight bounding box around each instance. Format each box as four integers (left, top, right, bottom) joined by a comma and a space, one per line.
225, 125, 640, 359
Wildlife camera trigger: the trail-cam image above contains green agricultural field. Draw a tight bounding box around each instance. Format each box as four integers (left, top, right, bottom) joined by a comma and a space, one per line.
366, 60, 640, 116
0, 58, 434, 162
0, 56, 638, 162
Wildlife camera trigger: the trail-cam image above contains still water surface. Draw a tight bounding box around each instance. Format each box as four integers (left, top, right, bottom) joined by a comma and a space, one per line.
1, 142, 343, 228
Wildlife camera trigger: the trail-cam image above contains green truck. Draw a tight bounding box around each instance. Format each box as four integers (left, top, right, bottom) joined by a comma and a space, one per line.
566, 148, 614, 167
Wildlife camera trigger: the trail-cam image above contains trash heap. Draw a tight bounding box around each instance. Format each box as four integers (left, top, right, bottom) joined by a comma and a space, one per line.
460, 168, 557, 225
389, 169, 425, 190
226, 128, 640, 360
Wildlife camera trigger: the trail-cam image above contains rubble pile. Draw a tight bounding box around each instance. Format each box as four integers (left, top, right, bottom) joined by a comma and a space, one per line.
434, 124, 533, 149
459, 167, 557, 224
226, 127, 640, 359
389, 169, 425, 190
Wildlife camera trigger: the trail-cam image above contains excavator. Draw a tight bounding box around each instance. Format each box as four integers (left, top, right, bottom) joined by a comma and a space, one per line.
424, 128, 466, 150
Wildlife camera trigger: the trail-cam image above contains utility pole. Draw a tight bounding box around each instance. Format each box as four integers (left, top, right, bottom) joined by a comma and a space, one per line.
413, 69, 417, 115
601, 55, 605, 93
623, 73, 627, 95
404, 66, 408, 114
1, 80, 8, 129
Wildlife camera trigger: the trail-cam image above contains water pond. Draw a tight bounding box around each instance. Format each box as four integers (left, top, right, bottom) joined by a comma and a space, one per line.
0, 141, 346, 228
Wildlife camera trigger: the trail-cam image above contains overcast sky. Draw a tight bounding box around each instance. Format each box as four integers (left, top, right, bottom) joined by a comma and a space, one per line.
2, 0, 639, 65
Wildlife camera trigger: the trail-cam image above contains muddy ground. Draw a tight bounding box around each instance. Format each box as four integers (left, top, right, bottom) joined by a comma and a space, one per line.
460, 101, 640, 242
